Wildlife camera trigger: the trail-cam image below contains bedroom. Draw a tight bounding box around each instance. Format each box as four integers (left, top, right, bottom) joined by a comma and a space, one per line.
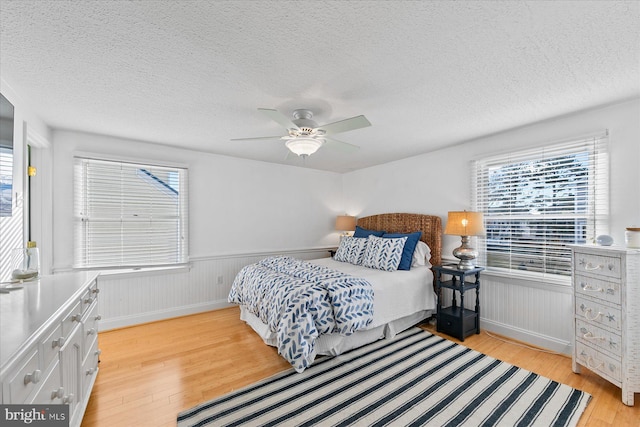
0, 1, 639, 426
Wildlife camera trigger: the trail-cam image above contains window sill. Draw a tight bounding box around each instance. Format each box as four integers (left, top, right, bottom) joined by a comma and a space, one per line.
95, 265, 191, 279
480, 267, 571, 291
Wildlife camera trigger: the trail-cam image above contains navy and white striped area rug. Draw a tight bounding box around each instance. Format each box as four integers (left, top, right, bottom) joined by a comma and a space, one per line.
177, 328, 590, 427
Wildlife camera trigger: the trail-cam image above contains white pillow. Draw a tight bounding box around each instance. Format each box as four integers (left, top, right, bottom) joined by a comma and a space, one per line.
362, 235, 407, 271
411, 241, 432, 268
334, 236, 368, 265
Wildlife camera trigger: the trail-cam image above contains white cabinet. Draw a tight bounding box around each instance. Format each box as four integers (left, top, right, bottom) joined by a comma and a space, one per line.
0, 272, 100, 426
571, 245, 640, 406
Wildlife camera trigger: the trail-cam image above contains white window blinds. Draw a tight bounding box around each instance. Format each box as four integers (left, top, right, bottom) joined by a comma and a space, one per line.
74, 156, 188, 269
472, 132, 609, 277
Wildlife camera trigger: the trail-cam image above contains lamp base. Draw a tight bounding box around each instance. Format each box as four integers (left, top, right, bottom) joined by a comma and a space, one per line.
452, 235, 478, 270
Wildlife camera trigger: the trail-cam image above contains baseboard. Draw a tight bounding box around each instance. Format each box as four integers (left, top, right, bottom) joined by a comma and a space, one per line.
481, 318, 572, 355
99, 300, 233, 332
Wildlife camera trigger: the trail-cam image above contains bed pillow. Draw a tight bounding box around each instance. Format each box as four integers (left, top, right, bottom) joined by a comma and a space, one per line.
362, 235, 407, 271
353, 225, 385, 238
334, 236, 368, 265
411, 241, 432, 268
382, 231, 422, 270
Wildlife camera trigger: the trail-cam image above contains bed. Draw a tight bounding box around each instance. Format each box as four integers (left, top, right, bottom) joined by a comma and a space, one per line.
229, 213, 442, 372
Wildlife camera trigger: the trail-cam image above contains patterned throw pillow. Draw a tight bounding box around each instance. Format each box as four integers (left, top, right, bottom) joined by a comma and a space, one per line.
334, 237, 368, 265
362, 235, 408, 271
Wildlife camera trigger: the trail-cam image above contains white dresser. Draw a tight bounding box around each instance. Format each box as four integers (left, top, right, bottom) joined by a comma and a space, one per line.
571, 245, 640, 406
0, 272, 101, 426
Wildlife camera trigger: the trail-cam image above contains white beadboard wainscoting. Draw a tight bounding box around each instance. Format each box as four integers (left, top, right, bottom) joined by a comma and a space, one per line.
97, 247, 332, 331
98, 250, 574, 355
440, 268, 574, 354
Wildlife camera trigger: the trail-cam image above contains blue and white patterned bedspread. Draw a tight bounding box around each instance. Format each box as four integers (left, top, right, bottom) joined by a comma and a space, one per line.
228, 256, 374, 372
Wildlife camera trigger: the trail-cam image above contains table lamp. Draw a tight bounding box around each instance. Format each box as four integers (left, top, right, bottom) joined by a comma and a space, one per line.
444, 211, 485, 270
335, 215, 356, 239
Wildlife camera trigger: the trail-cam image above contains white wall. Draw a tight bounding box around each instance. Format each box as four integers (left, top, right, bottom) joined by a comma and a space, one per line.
52, 130, 344, 269
51, 130, 344, 328
7, 70, 640, 343
0, 78, 52, 277
343, 97, 640, 352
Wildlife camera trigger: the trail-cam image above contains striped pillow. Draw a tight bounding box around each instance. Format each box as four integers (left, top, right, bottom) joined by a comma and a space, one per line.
334, 237, 368, 265
362, 235, 408, 271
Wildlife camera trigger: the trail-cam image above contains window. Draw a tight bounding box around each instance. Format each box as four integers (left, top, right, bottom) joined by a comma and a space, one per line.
74, 156, 188, 269
472, 132, 608, 277
0, 93, 23, 282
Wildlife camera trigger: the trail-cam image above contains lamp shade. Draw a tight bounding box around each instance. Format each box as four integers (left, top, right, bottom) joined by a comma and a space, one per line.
444, 211, 485, 236
335, 215, 356, 232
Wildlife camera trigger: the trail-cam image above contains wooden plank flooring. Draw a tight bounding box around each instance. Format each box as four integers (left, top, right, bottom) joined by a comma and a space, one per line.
81, 307, 640, 426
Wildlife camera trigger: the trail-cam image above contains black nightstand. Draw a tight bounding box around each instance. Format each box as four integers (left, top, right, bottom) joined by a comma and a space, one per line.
434, 264, 484, 341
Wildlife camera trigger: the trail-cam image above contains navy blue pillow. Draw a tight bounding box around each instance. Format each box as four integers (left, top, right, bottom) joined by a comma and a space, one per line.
353, 225, 385, 238
382, 231, 422, 270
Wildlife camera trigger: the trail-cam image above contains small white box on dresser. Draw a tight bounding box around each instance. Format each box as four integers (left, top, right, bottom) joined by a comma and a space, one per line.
571, 245, 640, 406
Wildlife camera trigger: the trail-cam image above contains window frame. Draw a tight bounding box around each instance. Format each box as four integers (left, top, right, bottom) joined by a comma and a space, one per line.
73, 154, 189, 270
471, 132, 609, 280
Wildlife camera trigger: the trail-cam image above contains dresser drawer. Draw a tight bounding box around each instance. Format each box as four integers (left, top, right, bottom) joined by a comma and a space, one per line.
575, 341, 622, 385
80, 280, 99, 314
82, 302, 100, 355
574, 252, 621, 280
29, 360, 63, 404
61, 300, 83, 337
575, 296, 621, 331
7, 349, 40, 404
81, 339, 100, 401
574, 274, 621, 306
575, 318, 621, 357
40, 322, 64, 369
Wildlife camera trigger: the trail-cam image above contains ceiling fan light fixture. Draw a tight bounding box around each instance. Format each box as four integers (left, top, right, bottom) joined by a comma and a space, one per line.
285, 137, 324, 156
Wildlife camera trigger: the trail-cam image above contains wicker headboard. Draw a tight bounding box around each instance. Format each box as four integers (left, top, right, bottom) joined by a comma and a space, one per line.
357, 213, 442, 267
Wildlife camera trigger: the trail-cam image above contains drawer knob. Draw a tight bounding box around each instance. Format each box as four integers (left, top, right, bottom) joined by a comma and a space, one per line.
92, 288, 100, 294
84, 297, 94, 304
87, 328, 97, 336
582, 331, 605, 341
86, 367, 96, 376
95, 314, 102, 321
71, 313, 82, 322
63, 393, 74, 404
584, 308, 602, 321
95, 349, 102, 357
51, 387, 64, 400
52, 337, 66, 348
580, 282, 603, 293
584, 263, 603, 271
586, 356, 604, 370
24, 369, 42, 385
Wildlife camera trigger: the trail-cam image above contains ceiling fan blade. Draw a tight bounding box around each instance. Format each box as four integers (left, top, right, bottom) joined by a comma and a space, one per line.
319, 115, 371, 135
230, 136, 284, 141
258, 108, 299, 130
324, 137, 360, 152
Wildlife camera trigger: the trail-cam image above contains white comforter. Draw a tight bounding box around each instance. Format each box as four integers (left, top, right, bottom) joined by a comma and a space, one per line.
309, 257, 435, 328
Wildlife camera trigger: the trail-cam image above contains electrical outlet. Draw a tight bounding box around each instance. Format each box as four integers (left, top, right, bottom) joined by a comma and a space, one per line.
217, 275, 223, 285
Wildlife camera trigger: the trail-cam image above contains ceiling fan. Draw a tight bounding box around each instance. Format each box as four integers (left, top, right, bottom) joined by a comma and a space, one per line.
232, 108, 372, 157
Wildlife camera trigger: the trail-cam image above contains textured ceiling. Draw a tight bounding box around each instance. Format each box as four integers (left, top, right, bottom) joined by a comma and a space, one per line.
1, 0, 638, 173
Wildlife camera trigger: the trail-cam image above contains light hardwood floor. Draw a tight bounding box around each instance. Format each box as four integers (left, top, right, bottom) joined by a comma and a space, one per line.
81, 307, 640, 426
